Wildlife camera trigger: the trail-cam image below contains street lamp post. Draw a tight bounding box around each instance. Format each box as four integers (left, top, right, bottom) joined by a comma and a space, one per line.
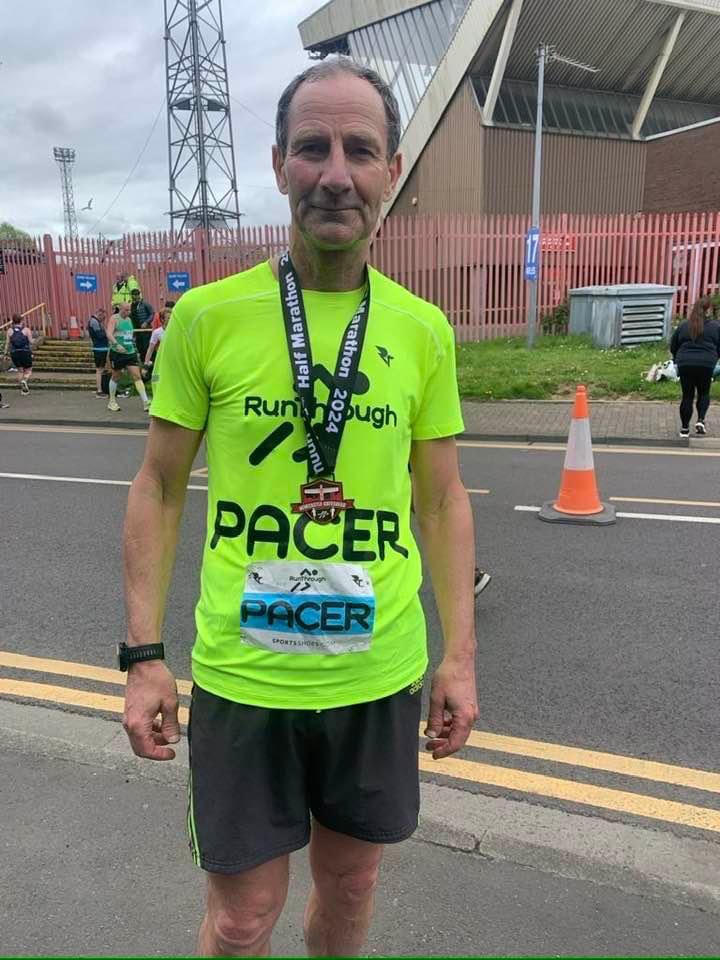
526, 43, 547, 349
525, 47, 599, 348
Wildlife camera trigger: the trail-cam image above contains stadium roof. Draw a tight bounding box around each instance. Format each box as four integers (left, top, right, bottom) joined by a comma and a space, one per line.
299, 0, 720, 205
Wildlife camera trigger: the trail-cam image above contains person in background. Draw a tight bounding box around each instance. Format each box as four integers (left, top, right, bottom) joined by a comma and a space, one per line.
151, 299, 175, 330
670, 296, 720, 438
143, 305, 171, 370
87, 306, 110, 397
111, 273, 140, 314
105, 302, 150, 414
3, 313, 33, 394
130, 288, 155, 363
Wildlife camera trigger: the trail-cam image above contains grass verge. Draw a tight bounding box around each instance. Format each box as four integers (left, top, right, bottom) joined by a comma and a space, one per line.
457, 335, 683, 400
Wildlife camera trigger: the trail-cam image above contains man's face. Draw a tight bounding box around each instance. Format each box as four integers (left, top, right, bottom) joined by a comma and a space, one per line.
273, 74, 402, 251
97, 309, 106, 321
131, 291, 140, 302
119, 304, 130, 318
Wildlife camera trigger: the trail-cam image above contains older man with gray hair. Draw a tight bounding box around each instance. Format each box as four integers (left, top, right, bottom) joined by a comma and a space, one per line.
121, 57, 478, 957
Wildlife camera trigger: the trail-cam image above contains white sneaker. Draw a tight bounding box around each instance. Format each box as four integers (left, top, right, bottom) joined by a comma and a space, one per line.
696, 421, 707, 435
20, 379, 29, 395
107, 400, 121, 412
142, 399, 151, 413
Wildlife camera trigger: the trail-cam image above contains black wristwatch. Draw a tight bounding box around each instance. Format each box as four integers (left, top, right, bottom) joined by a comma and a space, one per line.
117, 641, 165, 672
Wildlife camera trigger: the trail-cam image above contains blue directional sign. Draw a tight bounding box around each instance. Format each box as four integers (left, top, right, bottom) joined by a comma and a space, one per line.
167, 271, 190, 293
524, 227, 540, 282
75, 272, 97, 293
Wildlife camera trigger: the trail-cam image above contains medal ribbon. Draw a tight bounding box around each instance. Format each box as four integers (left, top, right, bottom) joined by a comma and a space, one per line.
278, 251, 370, 479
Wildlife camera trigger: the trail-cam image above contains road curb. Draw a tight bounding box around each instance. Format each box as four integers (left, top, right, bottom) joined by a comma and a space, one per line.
2, 699, 720, 915
0, 416, 685, 448
0, 416, 148, 430
460, 432, 686, 448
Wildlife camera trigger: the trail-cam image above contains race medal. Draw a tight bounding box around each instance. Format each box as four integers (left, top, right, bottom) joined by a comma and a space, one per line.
278, 252, 370, 522
291, 478, 355, 525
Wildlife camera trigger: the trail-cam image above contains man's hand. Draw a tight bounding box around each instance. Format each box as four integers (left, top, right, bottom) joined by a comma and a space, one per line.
424, 655, 479, 760
122, 660, 181, 761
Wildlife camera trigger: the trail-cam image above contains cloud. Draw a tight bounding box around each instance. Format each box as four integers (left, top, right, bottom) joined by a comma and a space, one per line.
0, 0, 320, 237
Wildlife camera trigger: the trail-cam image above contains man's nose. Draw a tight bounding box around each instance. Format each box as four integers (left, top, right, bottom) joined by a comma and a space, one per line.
318, 142, 353, 194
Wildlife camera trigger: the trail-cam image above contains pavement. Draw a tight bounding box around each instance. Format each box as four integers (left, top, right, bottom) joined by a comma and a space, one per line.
3, 701, 720, 957
4, 393, 720, 954
0, 386, 695, 444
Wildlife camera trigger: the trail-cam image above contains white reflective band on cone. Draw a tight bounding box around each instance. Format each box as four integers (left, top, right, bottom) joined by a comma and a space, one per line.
564, 418, 595, 471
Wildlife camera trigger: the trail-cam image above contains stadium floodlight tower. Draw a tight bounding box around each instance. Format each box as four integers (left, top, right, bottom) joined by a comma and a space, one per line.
164, 0, 241, 235
53, 146, 79, 240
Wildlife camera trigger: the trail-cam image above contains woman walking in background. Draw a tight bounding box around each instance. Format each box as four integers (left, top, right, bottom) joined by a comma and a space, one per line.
671, 296, 720, 438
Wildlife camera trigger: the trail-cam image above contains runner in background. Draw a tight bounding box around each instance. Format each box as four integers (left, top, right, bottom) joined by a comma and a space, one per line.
143, 305, 172, 370
3, 314, 33, 394
105, 302, 150, 413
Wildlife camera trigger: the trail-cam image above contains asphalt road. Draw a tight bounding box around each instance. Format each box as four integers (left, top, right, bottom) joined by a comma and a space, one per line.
2, 424, 720, 839
3, 748, 719, 958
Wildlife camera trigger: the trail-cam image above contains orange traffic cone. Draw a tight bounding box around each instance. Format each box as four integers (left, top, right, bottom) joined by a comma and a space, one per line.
539, 385, 616, 526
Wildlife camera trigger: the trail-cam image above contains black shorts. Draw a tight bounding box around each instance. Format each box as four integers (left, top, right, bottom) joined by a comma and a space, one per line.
187, 681, 423, 874
92, 349, 109, 369
10, 349, 32, 369
109, 350, 138, 371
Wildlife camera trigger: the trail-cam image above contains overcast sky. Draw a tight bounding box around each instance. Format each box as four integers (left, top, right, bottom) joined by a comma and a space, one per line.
0, 1, 322, 238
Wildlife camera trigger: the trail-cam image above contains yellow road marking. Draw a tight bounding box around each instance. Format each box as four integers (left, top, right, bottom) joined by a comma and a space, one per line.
418, 754, 720, 833
0, 423, 148, 437
458, 440, 720, 458
611, 496, 720, 508
2, 672, 720, 832
0, 651, 193, 696
466, 730, 720, 794
4, 652, 719, 794
0, 678, 189, 724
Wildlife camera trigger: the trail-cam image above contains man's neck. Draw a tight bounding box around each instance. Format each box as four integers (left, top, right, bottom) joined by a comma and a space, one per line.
285, 236, 369, 292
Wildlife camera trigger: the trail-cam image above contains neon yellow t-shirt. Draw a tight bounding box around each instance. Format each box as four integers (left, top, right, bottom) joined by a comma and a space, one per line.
150, 260, 464, 709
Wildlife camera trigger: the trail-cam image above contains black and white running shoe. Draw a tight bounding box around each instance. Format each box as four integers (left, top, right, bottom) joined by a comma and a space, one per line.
474, 568, 492, 597
696, 421, 707, 435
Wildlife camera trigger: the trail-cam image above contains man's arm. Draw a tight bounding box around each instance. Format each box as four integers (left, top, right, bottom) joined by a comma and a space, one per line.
122, 417, 203, 760
410, 436, 478, 759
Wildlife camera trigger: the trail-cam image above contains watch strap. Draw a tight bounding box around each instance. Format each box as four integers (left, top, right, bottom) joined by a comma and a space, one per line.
118, 642, 165, 672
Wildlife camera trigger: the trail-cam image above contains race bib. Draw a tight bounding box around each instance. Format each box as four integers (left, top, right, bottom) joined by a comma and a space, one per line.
240, 561, 375, 655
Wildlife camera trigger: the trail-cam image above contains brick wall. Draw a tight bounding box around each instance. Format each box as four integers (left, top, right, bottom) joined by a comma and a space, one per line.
644, 121, 720, 212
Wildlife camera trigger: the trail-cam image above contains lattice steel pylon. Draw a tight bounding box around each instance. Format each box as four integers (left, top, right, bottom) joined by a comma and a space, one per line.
53, 146, 79, 240
164, 0, 241, 234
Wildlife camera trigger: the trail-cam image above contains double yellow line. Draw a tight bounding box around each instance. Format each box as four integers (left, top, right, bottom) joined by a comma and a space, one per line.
2, 650, 719, 833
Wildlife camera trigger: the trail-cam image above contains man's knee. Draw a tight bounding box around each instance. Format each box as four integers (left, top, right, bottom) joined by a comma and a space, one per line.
319, 861, 380, 910
207, 894, 282, 952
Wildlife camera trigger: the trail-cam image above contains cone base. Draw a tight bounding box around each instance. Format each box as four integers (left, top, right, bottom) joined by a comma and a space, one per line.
538, 501, 616, 526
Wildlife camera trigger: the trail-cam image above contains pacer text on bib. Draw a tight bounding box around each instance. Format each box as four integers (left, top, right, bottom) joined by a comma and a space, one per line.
240, 561, 375, 655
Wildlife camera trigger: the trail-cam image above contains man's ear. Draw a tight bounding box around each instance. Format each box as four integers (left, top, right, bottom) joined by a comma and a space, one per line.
384, 152, 403, 202
272, 145, 288, 196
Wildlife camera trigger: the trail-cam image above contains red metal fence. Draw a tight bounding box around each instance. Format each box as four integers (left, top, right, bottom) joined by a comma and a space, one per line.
2, 212, 719, 340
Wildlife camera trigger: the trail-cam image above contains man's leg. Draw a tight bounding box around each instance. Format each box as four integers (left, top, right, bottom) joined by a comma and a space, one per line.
127, 365, 149, 408
198, 854, 290, 958
304, 820, 384, 957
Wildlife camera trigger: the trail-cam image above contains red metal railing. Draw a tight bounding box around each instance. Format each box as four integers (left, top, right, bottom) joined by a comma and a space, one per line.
2, 212, 719, 340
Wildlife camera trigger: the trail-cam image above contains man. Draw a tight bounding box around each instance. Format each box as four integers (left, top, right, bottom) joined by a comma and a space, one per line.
130, 287, 155, 362
111, 272, 140, 313
105, 302, 150, 413
3, 313, 33, 394
121, 59, 478, 957
87, 306, 110, 397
